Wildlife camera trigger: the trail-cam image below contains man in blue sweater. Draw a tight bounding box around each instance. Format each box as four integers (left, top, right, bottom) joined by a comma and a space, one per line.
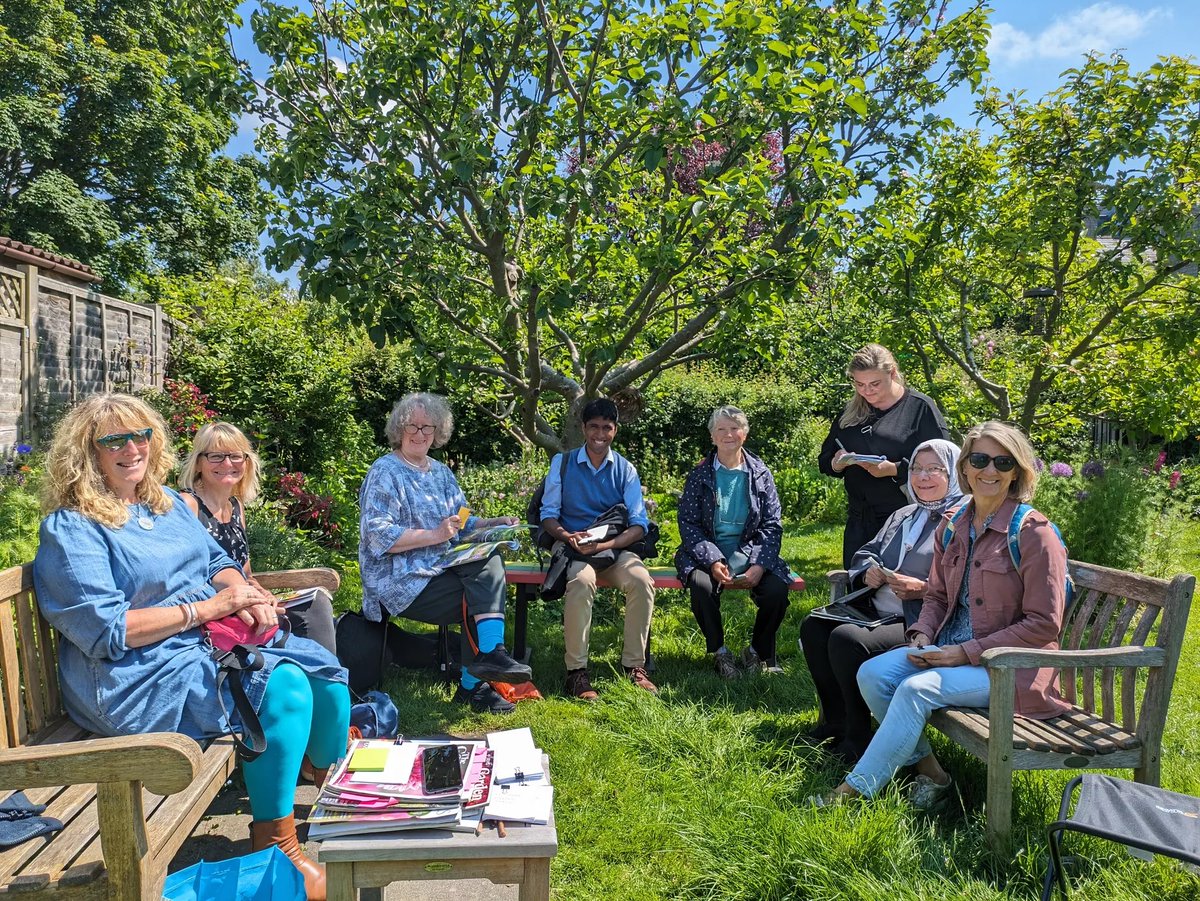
539, 399, 657, 700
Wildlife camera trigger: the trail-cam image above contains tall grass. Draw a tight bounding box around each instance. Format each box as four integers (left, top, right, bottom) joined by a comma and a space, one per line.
379, 523, 1200, 900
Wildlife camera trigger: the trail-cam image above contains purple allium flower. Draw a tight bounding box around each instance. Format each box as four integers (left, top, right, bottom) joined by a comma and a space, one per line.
1050, 462, 1074, 478
1034, 458, 1046, 473
15, 443, 32, 454
1169, 470, 1182, 491
1081, 460, 1105, 480
1154, 451, 1167, 473
1076, 490, 1090, 502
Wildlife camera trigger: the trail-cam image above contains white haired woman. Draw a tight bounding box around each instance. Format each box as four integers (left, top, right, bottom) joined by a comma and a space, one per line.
358, 392, 531, 713
675, 406, 792, 678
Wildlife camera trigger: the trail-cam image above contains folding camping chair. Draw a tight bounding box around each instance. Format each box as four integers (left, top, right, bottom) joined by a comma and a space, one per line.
1043, 774, 1200, 900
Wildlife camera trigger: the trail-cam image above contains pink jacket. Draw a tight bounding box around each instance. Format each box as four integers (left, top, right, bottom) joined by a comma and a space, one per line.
910, 497, 1070, 719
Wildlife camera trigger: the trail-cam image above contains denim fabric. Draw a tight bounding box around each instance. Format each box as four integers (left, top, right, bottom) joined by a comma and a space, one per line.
358, 453, 478, 619
33, 490, 345, 741
846, 646, 990, 797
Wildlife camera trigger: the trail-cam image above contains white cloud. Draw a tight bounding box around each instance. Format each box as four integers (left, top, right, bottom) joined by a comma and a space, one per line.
988, 3, 1167, 66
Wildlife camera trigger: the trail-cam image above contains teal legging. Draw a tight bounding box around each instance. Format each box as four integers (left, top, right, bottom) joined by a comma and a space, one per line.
242, 663, 351, 821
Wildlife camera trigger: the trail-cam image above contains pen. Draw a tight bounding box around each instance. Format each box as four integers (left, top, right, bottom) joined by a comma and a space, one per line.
835, 438, 847, 452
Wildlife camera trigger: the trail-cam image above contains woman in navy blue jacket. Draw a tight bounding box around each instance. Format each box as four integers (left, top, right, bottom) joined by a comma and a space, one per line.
675, 406, 791, 678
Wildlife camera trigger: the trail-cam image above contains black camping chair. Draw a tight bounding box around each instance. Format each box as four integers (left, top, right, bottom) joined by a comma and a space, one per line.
1043, 774, 1200, 900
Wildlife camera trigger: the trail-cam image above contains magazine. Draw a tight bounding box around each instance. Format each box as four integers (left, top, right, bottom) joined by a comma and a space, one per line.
434, 524, 533, 569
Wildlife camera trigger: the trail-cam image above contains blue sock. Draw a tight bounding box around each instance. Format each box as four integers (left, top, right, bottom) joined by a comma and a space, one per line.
460, 617, 506, 691
476, 617, 505, 654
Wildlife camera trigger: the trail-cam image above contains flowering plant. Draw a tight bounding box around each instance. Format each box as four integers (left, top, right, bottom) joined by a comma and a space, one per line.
142, 379, 218, 442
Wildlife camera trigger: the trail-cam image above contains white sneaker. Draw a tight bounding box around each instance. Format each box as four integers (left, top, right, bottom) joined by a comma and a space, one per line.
907, 774, 953, 810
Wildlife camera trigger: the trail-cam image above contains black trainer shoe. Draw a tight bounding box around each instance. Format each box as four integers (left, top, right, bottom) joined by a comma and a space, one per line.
452, 681, 516, 714
465, 645, 533, 683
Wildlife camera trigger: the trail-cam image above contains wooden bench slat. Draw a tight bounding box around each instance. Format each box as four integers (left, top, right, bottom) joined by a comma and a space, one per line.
0, 601, 23, 748
14, 591, 45, 736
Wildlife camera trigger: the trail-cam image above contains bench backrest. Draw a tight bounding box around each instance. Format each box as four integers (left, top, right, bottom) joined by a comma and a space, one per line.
1060, 560, 1194, 739
0, 563, 65, 748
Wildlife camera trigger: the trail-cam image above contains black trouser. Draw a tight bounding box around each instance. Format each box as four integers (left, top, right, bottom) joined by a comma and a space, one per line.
842, 507, 891, 569
285, 588, 337, 655
798, 616, 906, 756
687, 569, 790, 663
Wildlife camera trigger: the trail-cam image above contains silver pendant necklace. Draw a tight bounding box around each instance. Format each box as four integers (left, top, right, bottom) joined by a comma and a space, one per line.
135, 504, 155, 530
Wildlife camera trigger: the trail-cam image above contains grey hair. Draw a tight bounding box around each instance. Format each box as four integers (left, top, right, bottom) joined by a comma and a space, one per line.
385, 392, 455, 449
707, 405, 750, 433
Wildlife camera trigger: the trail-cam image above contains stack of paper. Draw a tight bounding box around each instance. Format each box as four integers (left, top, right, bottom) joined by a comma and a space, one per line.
486, 727, 545, 784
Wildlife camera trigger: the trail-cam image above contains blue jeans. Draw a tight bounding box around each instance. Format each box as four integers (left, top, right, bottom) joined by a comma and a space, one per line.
846, 646, 990, 797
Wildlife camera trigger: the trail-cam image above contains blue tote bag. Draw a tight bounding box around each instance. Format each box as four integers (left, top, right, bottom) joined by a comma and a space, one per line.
162, 846, 304, 900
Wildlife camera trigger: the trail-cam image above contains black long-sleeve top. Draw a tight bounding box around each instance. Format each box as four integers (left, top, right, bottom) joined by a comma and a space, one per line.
817, 388, 949, 518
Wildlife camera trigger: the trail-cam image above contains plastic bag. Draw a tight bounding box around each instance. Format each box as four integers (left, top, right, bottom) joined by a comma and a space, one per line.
162, 846, 304, 900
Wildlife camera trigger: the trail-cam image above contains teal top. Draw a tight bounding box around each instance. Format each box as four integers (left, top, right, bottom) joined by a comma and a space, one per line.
713, 465, 750, 567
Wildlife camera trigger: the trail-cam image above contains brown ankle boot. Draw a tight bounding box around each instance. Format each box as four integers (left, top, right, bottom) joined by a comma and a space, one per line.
311, 766, 330, 790
250, 813, 325, 901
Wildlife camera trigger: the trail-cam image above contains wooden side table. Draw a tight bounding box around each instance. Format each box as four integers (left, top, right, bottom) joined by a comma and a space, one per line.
319, 816, 558, 901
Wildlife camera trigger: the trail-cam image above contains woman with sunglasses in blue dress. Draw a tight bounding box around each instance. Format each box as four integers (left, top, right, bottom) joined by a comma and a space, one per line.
33, 393, 347, 899
818, 344, 950, 568
815, 421, 1069, 810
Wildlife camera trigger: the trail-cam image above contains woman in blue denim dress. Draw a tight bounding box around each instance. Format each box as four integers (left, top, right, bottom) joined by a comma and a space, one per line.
33, 393, 347, 900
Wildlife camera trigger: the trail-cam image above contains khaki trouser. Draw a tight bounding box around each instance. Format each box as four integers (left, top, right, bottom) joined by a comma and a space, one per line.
563, 551, 655, 671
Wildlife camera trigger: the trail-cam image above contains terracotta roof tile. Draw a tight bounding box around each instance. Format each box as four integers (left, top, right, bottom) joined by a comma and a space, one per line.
0, 236, 100, 283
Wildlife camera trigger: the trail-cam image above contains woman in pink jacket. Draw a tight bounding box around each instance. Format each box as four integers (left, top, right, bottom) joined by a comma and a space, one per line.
815, 421, 1068, 809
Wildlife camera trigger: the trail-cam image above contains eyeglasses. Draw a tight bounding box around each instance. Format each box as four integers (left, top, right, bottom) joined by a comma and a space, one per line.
95, 429, 153, 451
911, 466, 948, 478
403, 424, 436, 436
967, 452, 1018, 473
202, 452, 246, 464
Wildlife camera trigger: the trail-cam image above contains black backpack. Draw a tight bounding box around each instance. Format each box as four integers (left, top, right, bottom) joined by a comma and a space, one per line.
525, 451, 570, 551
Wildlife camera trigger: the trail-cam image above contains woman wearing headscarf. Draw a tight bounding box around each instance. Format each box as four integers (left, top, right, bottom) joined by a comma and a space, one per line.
800, 438, 963, 763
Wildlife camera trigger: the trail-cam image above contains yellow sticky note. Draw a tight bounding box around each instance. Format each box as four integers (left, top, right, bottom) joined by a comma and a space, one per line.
348, 747, 389, 772
457, 506, 470, 523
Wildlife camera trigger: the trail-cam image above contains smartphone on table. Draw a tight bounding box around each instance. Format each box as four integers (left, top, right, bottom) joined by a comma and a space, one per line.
421, 745, 467, 794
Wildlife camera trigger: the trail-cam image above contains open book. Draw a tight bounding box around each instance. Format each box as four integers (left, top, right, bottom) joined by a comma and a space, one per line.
434, 524, 532, 568
839, 452, 888, 466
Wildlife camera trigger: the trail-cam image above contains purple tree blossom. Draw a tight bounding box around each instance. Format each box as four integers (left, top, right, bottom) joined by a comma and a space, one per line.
1050, 462, 1074, 478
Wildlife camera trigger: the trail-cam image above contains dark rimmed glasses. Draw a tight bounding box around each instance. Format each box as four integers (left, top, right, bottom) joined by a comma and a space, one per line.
95, 428, 153, 452
403, 424, 436, 436
202, 452, 246, 464
967, 452, 1017, 472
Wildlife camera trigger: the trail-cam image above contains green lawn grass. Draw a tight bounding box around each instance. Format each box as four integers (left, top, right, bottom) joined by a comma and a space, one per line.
381, 522, 1200, 900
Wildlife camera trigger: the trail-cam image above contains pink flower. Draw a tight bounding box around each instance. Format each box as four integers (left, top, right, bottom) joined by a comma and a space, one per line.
1155, 451, 1167, 473
1169, 470, 1181, 491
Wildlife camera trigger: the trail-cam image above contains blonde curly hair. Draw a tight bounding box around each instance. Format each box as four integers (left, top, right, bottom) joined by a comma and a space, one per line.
42, 393, 175, 528
178, 422, 262, 505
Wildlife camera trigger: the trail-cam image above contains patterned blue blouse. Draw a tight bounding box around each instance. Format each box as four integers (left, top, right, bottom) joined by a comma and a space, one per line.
357, 452, 479, 620
32, 490, 345, 740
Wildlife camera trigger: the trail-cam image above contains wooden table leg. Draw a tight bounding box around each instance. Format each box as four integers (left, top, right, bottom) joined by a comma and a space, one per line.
519, 857, 551, 901
326, 861, 357, 901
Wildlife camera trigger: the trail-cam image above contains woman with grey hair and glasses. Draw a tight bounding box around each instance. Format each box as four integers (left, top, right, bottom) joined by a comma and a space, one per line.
675, 406, 792, 678
358, 392, 532, 713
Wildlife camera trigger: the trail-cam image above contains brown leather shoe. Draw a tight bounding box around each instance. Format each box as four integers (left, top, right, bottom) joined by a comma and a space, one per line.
565, 668, 599, 701
624, 665, 658, 694
250, 813, 325, 900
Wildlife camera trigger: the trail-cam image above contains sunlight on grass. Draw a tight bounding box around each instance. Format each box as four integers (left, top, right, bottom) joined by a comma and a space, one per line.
378, 521, 1200, 899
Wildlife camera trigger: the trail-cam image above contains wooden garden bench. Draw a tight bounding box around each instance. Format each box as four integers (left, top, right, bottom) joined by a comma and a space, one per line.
0, 562, 338, 899
826, 561, 1195, 851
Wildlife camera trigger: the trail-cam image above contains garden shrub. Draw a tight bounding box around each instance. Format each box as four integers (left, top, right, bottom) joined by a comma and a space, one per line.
1032, 450, 1189, 573
0, 447, 40, 568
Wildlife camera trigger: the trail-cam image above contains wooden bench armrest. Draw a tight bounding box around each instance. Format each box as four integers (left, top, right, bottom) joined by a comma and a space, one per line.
979, 645, 1168, 670
0, 732, 203, 795
255, 567, 340, 593
826, 570, 850, 602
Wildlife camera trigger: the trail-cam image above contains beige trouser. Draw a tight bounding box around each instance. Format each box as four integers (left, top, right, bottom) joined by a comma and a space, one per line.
562, 551, 655, 671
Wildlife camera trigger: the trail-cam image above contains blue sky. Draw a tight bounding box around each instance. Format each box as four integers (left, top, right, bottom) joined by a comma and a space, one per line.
228, 1, 1200, 276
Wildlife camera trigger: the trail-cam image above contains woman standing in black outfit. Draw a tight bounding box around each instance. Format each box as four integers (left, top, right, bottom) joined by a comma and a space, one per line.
818, 344, 949, 567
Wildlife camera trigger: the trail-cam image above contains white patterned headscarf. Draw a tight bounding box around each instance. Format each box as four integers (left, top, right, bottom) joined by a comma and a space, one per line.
908, 438, 963, 514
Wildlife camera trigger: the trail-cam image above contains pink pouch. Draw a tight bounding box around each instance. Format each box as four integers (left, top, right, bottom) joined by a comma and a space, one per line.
204, 614, 280, 653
